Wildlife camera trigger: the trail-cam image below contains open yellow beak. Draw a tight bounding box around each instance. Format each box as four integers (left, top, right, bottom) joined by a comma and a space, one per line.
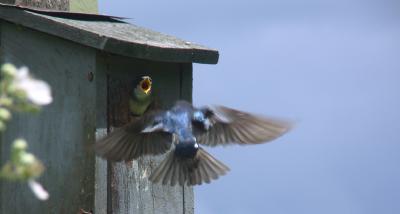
140, 77, 152, 95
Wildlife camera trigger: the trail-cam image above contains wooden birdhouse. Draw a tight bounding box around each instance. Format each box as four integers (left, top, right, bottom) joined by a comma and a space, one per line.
0, 1, 218, 213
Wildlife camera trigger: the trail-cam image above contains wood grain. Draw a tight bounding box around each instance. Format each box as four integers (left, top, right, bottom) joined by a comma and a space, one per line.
15, 0, 69, 11
0, 4, 219, 64
102, 54, 194, 214
0, 21, 96, 213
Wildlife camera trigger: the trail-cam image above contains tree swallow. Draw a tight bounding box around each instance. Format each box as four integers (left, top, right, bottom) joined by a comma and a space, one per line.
96, 100, 292, 186
129, 76, 154, 116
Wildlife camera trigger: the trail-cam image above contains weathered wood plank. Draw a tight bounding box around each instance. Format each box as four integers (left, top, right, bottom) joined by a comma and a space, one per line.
95, 129, 107, 214
94, 64, 107, 214
0, 0, 98, 13
15, 0, 69, 11
179, 63, 195, 214
0, 4, 219, 64
0, 0, 69, 11
0, 19, 3, 214
180, 63, 193, 103
0, 22, 96, 213
0, 3, 121, 20
94, 53, 109, 214
100, 54, 194, 214
0, 0, 14, 4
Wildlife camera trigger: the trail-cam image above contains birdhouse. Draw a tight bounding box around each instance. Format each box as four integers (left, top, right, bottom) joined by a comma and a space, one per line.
0, 2, 218, 213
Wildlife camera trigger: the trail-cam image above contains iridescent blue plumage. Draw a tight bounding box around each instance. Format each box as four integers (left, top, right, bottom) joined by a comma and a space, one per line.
144, 101, 200, 158
96, 99, 291, 186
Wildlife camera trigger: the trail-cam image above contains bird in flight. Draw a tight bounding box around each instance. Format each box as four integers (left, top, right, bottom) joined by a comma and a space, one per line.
96, 81, 292, 186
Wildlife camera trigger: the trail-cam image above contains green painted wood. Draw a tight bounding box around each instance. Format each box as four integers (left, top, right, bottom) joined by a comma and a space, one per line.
180, 63, 193, 103
69, 0, 97, 13
95, 129, 107, 214
0, 22, 96, 213
179, 63, 195, 214
0, 4, 219, 64
0, 9, 196, 213
94, 54, 108, 214
97, 54, 194, 214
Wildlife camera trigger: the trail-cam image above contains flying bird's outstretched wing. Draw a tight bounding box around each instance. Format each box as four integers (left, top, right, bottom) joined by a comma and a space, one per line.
95, 111, 172, 161
194, 105, 292, 147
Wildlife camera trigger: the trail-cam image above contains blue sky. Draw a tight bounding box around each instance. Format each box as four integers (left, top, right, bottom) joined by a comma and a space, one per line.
99, 1, 400, 213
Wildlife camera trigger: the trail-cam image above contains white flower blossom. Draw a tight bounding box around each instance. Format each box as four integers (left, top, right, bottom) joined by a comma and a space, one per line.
28, 180, 49, 201
13, 67, 52, 106
20, 153, 35, 165
13, 138, 28, 150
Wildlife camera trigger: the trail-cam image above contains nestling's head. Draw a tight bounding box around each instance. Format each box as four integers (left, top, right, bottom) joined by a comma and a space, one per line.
138, 76, 152, 95
133, 76, 152, 99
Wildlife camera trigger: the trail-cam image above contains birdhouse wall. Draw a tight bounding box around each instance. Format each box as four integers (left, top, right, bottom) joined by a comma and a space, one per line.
0, 21, 97, 213
0, 20, 194, 214
94, 53, 194, 214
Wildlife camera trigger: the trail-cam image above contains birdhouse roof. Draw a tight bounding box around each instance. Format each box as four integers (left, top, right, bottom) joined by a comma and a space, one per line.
0, 3, 219, 64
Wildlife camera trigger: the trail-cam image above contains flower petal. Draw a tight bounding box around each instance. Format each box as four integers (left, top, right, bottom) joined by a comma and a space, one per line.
13, 67, 53, 106
28, 180, 49, 200
24, 80, 52, 105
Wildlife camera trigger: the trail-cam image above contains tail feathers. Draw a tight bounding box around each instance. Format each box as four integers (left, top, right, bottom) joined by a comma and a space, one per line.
149, 148, 229, 186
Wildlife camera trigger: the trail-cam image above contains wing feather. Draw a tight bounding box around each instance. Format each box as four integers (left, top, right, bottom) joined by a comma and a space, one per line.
195, 106, 292, 147
95, 112, 172, 161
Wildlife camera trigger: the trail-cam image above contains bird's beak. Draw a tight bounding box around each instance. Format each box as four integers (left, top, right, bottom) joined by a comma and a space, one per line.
140, 77, 152, 95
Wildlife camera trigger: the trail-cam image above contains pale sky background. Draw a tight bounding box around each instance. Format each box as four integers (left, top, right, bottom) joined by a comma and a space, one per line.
100, 1, 400, 213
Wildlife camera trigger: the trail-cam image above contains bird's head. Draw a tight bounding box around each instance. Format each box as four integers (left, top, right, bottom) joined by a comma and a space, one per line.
139, 76, 152, 95
133, 76, 152, 99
